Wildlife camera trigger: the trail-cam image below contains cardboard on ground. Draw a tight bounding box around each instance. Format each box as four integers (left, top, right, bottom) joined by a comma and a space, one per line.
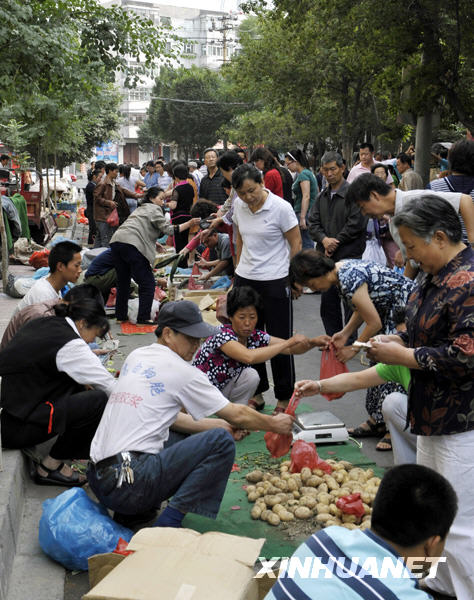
84, 528, 265, 600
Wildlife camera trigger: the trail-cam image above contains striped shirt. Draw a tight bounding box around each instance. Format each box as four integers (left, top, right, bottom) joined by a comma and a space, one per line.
265, 526, 432, 600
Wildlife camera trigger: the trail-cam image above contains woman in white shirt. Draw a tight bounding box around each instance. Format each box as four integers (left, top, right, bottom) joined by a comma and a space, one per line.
117, 164, 145, 212
231, 164, 303, 413
0, 299, 115, 487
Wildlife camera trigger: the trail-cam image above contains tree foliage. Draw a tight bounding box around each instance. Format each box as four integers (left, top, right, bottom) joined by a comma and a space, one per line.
138, 66, 239, 159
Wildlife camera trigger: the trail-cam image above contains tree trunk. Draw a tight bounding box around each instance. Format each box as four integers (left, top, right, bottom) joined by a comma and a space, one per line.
414, 112, 433, 186
0, 204, 9, 290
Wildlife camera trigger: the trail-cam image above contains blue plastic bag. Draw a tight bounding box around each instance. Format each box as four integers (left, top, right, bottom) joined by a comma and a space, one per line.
210, 275, 232, 289
39, 488, 133, 571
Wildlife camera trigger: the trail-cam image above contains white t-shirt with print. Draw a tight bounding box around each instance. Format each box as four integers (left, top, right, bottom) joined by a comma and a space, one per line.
90, 343, 229, 462
232, 190, 298, 280
390, 189, 462, 257
15, 278, 61, 315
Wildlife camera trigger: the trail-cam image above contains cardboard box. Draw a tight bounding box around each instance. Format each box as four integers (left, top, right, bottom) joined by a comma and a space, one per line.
84, 528, 265, 600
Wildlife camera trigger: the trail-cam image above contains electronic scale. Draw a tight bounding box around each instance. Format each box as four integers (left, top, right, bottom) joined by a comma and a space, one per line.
292, 411, 349, 444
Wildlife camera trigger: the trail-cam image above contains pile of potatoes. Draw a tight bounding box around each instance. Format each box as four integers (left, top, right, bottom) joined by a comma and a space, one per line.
245, 459, 380, 530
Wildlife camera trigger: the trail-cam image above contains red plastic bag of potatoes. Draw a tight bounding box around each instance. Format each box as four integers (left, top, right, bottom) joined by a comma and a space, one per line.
336, 492, 365, 518
290, 440, 333, 474
264, 393, 299, 458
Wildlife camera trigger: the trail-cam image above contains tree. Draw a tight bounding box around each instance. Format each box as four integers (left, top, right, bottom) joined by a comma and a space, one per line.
139, 66, 240, 159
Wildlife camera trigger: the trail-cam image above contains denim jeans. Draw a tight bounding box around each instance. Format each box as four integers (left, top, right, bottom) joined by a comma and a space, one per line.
87, 428, 235, 519
296, 213, 314, 249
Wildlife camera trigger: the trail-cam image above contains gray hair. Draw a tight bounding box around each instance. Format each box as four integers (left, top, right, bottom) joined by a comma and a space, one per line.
321, 151, 344, 167
392, 195, 462, 243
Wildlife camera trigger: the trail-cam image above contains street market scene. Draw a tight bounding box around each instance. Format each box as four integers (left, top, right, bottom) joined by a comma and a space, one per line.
0, 0, 473, 599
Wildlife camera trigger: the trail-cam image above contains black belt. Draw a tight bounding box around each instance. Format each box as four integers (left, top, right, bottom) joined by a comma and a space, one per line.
93, 451, 143, 470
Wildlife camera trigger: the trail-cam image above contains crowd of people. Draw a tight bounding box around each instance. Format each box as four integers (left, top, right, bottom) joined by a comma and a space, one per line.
0, 137, 473, 599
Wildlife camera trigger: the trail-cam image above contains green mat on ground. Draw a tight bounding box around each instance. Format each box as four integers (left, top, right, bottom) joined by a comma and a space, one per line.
183, 404, 384, 558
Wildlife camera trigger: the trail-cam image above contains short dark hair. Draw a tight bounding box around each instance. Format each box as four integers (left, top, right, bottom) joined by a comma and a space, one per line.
226, 286, 263, 318
48, 241, 82, 273
448, 139, 474, 176
392, 195, 462, 243
54, 298, 110, 338
285, 148, 309, 168
119, 164, 131, 179
397, 152, 412, 167
370, 163, 389, 177
173, 164, 189, 180
359, 142, 374, 153
371, 464, 457, 547
95, 160, 106, 170
0, 154, 9, 161
392, 305, 406, 327
63, 283, 103, 305
142, 186, 164, 204
191, 200, 218, 218
250, 147, 280, 173
346, 173, 392, 205
217, 151, 243, 172
105, 162, 118, 174
146, 160, 155, 168
231, 164, 263, 190
290, 249, 335, 284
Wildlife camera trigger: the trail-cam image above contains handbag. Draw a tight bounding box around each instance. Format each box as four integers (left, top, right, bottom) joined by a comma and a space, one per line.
106, 207, 119, 227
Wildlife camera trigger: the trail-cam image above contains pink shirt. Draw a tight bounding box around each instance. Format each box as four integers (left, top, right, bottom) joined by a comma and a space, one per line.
347, 161, 393, 185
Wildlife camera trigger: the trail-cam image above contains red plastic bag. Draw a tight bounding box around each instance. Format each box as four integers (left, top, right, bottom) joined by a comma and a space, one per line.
336, 492, 365, 519
106, 207, 119, 227
264, 393, 299, 458
29, 249, 50, 269
290, 441, 333, 474
113, 537, 134, 557
320, 344, 349, 400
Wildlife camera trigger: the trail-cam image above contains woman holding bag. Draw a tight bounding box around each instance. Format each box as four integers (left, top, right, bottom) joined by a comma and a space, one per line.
290, 249, 414, 451
110, 187, 200, 325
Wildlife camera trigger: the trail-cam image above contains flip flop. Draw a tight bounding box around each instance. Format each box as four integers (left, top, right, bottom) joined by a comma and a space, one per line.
35, 462, 87, 487
376, 434, 393, 452
348, 419, 386, 438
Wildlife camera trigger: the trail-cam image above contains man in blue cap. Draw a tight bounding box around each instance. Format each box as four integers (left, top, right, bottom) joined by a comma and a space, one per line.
88, 300, 294, 528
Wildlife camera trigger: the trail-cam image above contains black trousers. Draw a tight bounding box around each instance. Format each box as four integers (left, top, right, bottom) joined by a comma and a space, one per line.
234, 275, 294, 401
320, 286, 354, 337
1, 389, 107, 460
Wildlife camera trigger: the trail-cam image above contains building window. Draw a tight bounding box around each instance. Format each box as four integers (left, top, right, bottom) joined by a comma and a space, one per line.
201, 44, 207, 56
183, 42, 194, 54
161, 16, 171, 25
128, 88, 151, 102
208, 45, 223, 57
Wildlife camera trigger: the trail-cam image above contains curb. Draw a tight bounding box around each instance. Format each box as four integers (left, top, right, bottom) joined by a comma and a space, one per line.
0, 450, 28, 600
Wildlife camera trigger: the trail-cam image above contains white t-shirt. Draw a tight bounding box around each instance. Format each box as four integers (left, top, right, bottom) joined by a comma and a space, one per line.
232, 190, 298, 280
390, 189, 462, 257
116, 175, 139, 194
90, 343, 229, 462
15, 278, 61, 315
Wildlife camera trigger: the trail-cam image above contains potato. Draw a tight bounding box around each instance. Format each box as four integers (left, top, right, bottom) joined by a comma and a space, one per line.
331, 462, 346, 471
301, 467, 312, 482
270, 476, 281, 486
306, 475, 323, 487
280, 465, 289, 473
339, 461, 353, 470
281, 472, 291, 481
272, 503, 286, 515
280, 511, 295, 522
287, 478, 298, 492
274, 479, 288, 491
333, 488, 352, 498
328, 503, 342, 518
247, 492, 259, 502
263, 473, 272, 481
315, 512, 332, 524
362, 503, 371, 515
342, 513, 357, 524
312, 468, 325, 476
363, 468, 374, 481
323, 475, 339, 491
300, 486, 318, 496
318, 483, 329, 493
316, 502, 330, 514
246, 470, 264, 483
294, 506, 312, 519
287, 498, 299, 507
292, 490, 301, 499
261, 509, 272, 521
251, 505, 262, 519
263, 495, 280, 507
246, 485, 256, 494
342, 522, 358, 530
299, 495, 317, 509
366, 477, 381, 487
267, 513, 281, 526
333, 471, 347, 484
281, 461, 291, 469
348, 468, 364, 481
359, 520, 371, 530
326, 517, 342, 526
316, 492, 332, 504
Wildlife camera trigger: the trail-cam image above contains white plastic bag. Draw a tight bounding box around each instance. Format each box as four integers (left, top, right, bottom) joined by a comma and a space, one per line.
127, 298, 160, 324
362, 238, 386, 266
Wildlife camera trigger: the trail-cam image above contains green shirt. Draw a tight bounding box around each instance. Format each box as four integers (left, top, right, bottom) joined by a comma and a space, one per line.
292, 169, 318, 213
375, 363, 411, 392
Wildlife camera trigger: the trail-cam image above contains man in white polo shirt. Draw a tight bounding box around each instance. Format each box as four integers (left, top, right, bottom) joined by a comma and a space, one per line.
231, 163, 302, 413
87, 300, 294, 528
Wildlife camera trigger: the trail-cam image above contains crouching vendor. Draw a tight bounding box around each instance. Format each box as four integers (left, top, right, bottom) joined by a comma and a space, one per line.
0, 299, 115, 486
87, 300, 294, 528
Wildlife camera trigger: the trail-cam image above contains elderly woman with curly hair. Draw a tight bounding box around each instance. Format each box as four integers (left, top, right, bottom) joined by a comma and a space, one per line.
369, 195, 474, 600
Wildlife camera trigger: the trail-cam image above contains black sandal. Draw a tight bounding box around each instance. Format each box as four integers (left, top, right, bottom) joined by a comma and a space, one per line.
376, 434, 393, 452
35, 463, 86, 487
348, 419, 386, 438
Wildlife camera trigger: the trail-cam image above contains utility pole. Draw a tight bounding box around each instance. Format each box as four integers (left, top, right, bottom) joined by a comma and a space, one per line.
209, 13, 238, 64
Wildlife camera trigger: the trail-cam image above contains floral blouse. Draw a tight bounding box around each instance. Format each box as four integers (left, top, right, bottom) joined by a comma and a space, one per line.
337, 260, 415, 333
399, 246, 474, 436
193, 325, 270, 390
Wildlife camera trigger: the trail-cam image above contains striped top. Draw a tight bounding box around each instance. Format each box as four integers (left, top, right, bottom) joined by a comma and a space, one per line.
264, 526, 431, 600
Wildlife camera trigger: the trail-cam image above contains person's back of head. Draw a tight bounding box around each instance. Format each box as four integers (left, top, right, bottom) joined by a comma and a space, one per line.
105, 162, 118, 174
53, 298, 110, 337
173, 163, 189, 181
63, 283, 104, 306
448, 139, 474, 176
190, 200, 218, 219
217, 151, 243, 173
48, 241, 82, 273
371, 464, 457, 549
